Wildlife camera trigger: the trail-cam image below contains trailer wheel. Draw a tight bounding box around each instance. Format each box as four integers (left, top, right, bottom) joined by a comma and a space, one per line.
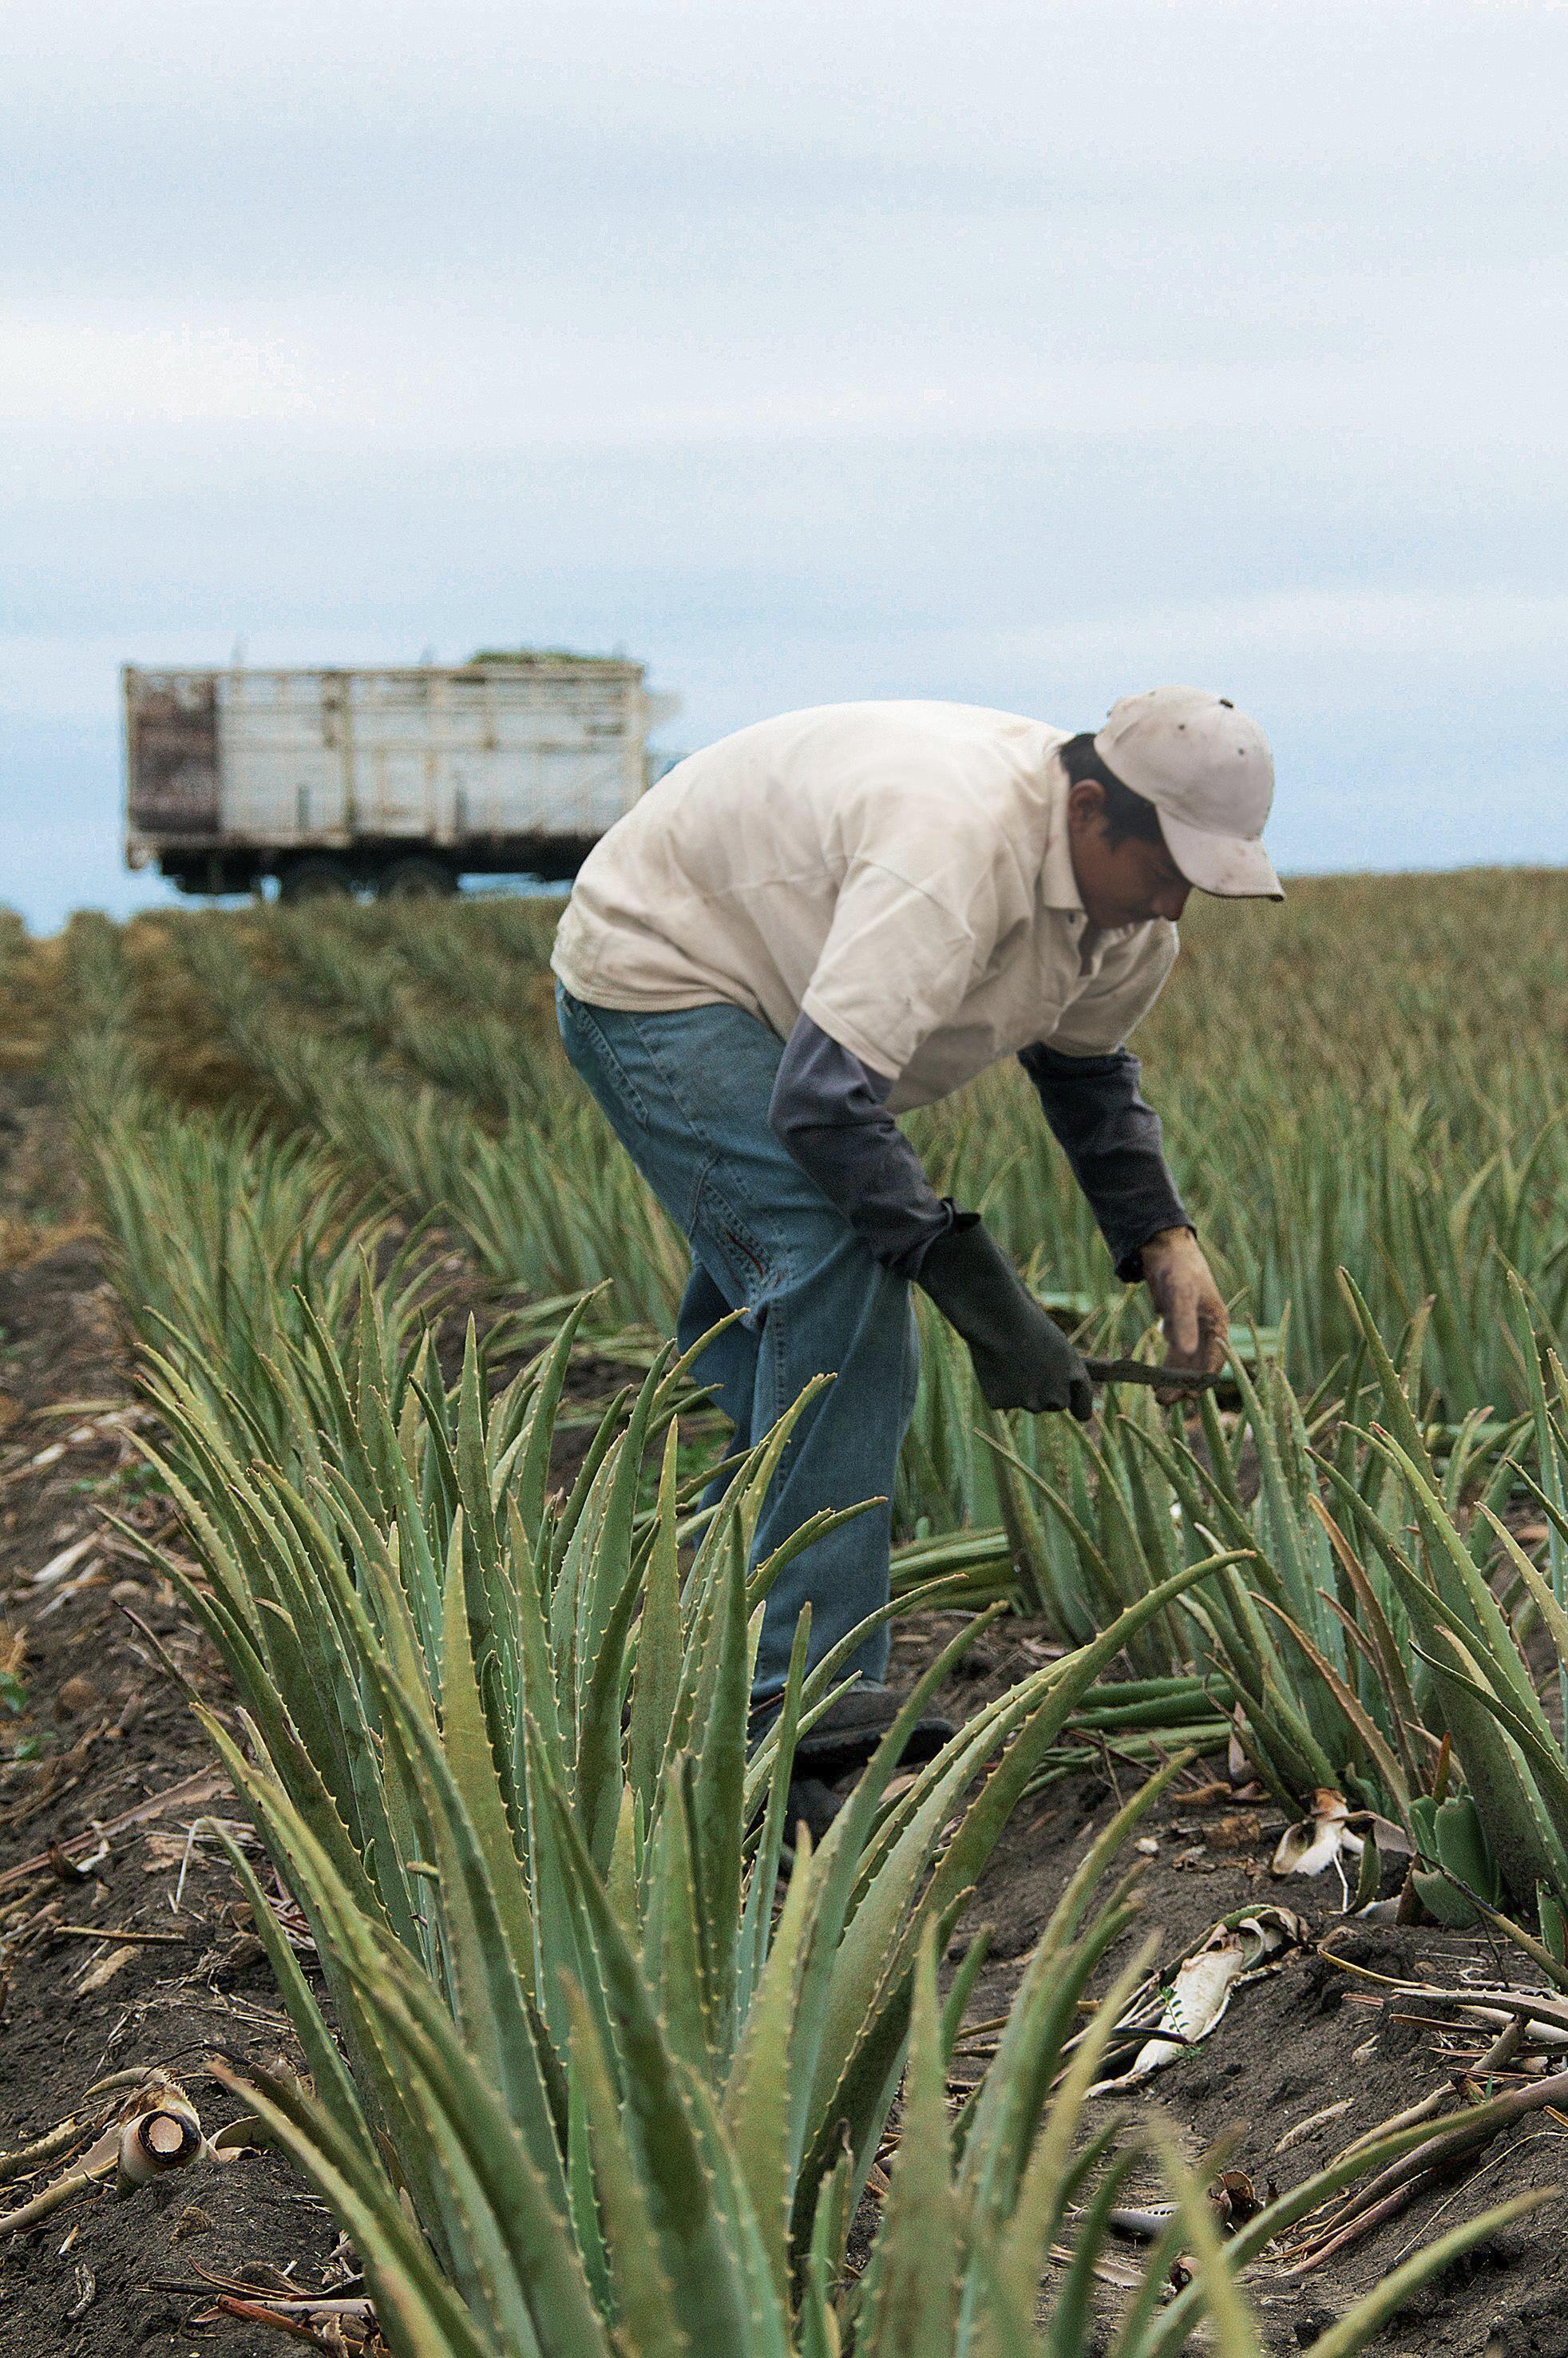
278, 856, 354, 904
377, 858, 458, 900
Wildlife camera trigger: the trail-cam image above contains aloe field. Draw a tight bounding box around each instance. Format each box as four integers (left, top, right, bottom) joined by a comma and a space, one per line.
1, 869, 1566, 2356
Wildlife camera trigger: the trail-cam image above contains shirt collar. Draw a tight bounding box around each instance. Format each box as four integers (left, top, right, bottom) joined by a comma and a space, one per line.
1038, 749, 1087, 915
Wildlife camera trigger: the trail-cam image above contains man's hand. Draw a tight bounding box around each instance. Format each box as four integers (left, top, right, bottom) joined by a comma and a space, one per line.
1139, 1227, 1229, 1377
918, 1219, 1095, 1419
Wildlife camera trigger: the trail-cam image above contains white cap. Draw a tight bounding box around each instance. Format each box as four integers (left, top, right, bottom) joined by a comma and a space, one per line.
1094, 685, 1282, 900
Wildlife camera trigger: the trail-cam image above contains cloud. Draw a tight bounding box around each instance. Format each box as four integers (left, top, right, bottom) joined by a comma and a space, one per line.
976, 588, 1568, 668
0, 313, 336, 430
0, 0, 1564, 928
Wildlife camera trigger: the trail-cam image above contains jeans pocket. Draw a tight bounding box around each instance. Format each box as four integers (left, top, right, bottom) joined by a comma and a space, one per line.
694, 1168, 777, 1302
558, 992, 651, 1128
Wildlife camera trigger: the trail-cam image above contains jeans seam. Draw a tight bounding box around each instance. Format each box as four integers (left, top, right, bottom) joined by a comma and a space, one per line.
695, 1167, 781, 1296
628, 1010, 790, 1288
624, 1009, 728, 1154
561, 994, 651, 1128
766, 1298, 799, 1480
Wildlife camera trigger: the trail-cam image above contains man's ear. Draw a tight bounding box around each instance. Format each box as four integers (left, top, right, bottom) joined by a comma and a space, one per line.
1065, 779, 1106, 834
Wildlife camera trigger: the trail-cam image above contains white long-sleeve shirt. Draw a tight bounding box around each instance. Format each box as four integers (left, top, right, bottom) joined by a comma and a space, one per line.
551, 700, 1178, 1113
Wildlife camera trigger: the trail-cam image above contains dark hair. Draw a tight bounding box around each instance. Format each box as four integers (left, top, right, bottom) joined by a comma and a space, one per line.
1059, 732, 1165, 850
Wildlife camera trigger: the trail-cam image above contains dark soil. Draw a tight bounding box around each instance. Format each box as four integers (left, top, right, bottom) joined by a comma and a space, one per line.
0, 1235, 346, 2356
1, 1087, 1562, 2355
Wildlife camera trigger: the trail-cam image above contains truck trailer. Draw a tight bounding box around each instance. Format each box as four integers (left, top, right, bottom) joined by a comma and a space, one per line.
123, 651, 675, 899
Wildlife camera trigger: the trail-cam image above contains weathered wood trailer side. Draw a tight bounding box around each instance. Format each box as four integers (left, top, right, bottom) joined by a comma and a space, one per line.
124, 656, 673, 897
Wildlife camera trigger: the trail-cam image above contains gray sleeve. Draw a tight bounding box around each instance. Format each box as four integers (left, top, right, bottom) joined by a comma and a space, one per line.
768, 1016, 954, 1278
1017, 1041, 1191, 1282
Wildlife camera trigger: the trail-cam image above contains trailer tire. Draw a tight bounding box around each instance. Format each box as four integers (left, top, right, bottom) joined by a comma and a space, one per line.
377, 858, 458, 901
278, 856, 354, 904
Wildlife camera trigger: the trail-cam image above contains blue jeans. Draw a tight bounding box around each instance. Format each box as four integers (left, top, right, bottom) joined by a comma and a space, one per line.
556, 985, 918, 1702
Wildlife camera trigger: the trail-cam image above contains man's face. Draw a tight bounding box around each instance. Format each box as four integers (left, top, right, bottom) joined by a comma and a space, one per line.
1066, 783, 1194, 927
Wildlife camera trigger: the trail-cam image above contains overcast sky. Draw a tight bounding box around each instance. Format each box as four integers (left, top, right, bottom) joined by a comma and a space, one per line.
3, 0, 1565, 929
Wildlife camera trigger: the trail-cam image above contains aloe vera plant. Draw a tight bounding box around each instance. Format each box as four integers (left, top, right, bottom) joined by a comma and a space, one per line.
174, 914, 687, 1335
77, 910, 1568, 1955
130, 1254, 1237, 2173
216, 1753, 1538, 2358
81, 1098, 1289, 2345
52, 911, 1546, 2349
1315, 1273, 1568, 1956
105, 1231, 1518, 2356
125, 879, 1567, 1421
125, 1266, 1535, 2350
891, 1278, 1565, 1924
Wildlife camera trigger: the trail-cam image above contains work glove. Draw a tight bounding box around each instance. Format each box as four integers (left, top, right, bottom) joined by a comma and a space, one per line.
918, 1216, 1095, 1419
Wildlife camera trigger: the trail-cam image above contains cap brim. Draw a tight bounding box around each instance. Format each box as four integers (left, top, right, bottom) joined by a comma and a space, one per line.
1158, 810, 1284, 900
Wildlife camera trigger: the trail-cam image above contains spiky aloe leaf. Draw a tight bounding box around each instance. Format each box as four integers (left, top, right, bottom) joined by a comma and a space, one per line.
736, 1607, 814, 2015
853, 1937, 959, 2358
561, 1980, 692, 2358
1039, 2142, 1143, 2358
644, 1758, 719, 2075
212, 2064, 501, 2358
1148, 2123, 1265, 2358
723, 1820, 819, 2299
628, 1425, 683, 1821
541, 1767, 792, 2358
206, 1821, 373, 2150
437, 1513, 541, 2011
1410, 1629, 1568, 1908
678, 1505, 751, 2062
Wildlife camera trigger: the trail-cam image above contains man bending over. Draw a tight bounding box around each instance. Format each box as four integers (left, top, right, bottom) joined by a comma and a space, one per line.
552, 686, 1280, 1773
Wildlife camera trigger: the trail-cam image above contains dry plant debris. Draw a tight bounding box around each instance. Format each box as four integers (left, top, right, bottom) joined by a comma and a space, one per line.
1090, 1906, 1308, 2091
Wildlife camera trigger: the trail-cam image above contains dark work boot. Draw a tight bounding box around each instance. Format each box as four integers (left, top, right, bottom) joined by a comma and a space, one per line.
784, 1777, 843, 1850
749, 1682, 955, 1783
